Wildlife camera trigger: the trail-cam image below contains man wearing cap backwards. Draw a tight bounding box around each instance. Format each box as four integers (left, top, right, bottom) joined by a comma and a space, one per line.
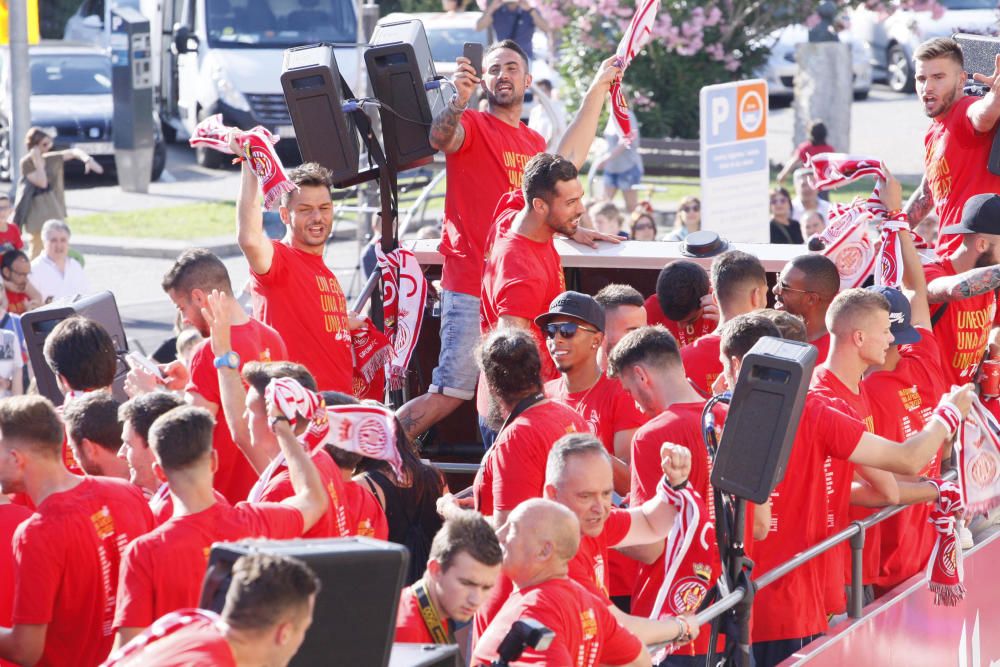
863, 227, 951, 593
772, 253, 840, 363
540, 291, 646, 495
924, 193, 1000, 386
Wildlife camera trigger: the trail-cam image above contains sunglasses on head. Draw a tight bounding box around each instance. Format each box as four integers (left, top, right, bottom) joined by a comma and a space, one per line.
681, 205, 700, 212
543, 322, 599, 339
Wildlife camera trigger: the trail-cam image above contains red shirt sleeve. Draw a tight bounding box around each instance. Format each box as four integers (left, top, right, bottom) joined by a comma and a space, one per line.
11, 520, 61, 624
491, 258, 544, 321
815, 400, 866, 461
630, 426, 663, 505
604, 508, 633, 547
113, 541, 154, 630
234, 502, 305, 539
185, 339, 220, 405
251, 240, 288, 285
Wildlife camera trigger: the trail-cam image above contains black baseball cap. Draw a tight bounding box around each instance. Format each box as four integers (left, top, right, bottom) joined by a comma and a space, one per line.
866, 285, 921, 345
680, 230, 730, 258
940, 193, 1000, 235
534, 291, 606, 332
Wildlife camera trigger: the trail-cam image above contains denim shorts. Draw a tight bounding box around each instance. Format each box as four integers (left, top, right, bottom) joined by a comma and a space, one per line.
429, 289, 481, 399
604, 164, 643, 191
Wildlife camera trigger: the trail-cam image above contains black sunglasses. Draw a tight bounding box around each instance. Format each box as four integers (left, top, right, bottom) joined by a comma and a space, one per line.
543, 322, 599, 339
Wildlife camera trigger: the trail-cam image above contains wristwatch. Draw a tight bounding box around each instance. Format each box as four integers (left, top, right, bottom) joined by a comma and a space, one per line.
213, 350, 241, 370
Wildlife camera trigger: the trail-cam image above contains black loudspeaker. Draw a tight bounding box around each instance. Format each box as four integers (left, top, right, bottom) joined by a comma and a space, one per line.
20, 291, 130, 406
710, 336, 816, 504
389, 644, 461, 666
201, 538, 409, 667
281, 43, 360, 186
365, 41, 436, 172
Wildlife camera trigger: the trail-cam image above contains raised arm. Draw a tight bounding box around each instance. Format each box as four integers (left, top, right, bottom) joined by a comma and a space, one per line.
231, 132, 274, 275
556, 56, 622, 169
429, 57, 477, 154
897, 218, 931, 329
267, 400, 329, 532
902, 174, 934, 228
926, 263, 1000, 304
475, 0, 500, 31
968, 54, 1000, 133
619, 443, 689, 547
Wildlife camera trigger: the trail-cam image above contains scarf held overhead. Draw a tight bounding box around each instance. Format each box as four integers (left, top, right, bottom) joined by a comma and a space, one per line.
609, 0, 659, 141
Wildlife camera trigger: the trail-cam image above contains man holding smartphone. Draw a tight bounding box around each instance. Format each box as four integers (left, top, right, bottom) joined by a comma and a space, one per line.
396, 39, 621, 443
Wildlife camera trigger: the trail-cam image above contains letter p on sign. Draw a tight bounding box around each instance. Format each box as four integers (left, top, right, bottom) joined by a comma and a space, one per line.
711, 96, 730, 137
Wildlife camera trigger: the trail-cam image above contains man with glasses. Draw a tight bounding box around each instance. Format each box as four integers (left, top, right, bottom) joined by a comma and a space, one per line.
1, 250, 40, 314
772, 253, 840, 363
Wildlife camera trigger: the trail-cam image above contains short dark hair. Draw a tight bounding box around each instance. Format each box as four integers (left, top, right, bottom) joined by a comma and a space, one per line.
149, 406, 215, 471
545, 432, 609, 486
430, 510, 503, 572
61, 391, 121, 454
283, 162, 334, 207
607, 325, 681, 378
788, 254, 840, 300
161, 248, 233, 297
477, 328, 542, 404
914, 37, 964, 68
1, 249, 27, 274
759, 308, 807, 343
657, 260, 710, 321
119, 391, 185, 444
319, 390, 362, 470
242, 361, 317, 397
807, 120, 828, 146
523, 153, 578, 206
594, 284, 644, 310
720, 313, 780, 361
711, 250, 766, 307
486, 38, 530, 70
0, 395, 64, 457
43, 316, 118, 391
222, 553, 321, 632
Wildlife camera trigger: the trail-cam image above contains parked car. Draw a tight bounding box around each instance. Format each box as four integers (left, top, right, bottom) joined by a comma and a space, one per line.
0, 42, 167, 182
757, 24, 874, 102
849, 0, 1000, 93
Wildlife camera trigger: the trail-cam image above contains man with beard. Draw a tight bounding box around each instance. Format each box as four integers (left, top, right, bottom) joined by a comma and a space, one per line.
772, 253, 840, 362
903, 37, 1000, 255
924, 193, 1000, 385
396, 41, 621, 442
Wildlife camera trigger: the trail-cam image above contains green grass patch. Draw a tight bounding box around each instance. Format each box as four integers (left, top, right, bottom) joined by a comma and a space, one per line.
71, 201, 237, 239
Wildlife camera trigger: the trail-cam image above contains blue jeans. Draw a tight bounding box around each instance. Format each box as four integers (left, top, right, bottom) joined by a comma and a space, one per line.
604, 164, 643, 191
429, 290, 481, 400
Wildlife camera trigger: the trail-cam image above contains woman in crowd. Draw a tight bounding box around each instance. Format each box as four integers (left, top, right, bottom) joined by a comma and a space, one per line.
776, 119, 835, 185
588, 200, 628, 239
665, 195, 701, 241
769, 187, 804, 244
629, 204, 658, 241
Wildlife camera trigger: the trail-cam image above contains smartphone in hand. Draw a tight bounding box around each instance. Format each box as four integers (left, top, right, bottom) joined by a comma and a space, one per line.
463, 42, 484, 79
125, 351, 166, 381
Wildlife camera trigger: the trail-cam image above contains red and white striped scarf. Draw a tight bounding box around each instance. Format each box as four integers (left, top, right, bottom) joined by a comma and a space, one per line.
189, 113, 296, 209
351, 317, 391, 401
265, 377, 404, 477
609, 0, 659, 142
926, 479, 966, 606
101, 608, 225, 666
958, 395, 1000, 516
375, 246, 428, 390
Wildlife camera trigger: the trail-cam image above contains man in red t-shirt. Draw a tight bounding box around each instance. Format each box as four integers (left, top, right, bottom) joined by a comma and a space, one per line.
233, 146, 355, 394
715, 313, 974, 665
473, 499, 650, 667
540, 291, 646, 492
0, 496, 30, 667
0, 195, 24, 254
773, 253, 839, 363
593, 284, 648, 367
155, 249, 288, 504
0, 396, 154, 667
105, 552, 319, 667
904, 38, 1000, 256
924, 194, 1000, 385
112, 404, 328, 648
680, 250, 767, 396
396, 510, 502, 644
2, 251, 38, 314
61, 390, 129, 479
118, 392, 185, 507
395, 43, 623, 443
473, 328, 588, 526
647, 260, 716, 349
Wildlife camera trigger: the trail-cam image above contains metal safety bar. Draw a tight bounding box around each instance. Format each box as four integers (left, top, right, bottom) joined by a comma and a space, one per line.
692, 468, 958, 628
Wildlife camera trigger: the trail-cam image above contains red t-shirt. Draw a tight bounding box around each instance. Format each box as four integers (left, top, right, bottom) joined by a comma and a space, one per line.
644, 294, 715, 348
113, 500, 304, 632
12, 477, 154, 667
186, 318, 287, 504
796, 141, 835, 165
255, 448, 349, 538
864, 328, 946, 588
394, 585, 447, 644
811, 332, 831, 364
250, 240, 353, 392
925, 258, 997, 385
544, 374, 647, 457
569, 509, 632, 600
750, 395, 864, 643
150, 486, 230, 526
6, 290, 27, 315
0, 223, 23, 251
680, 334, 722, 397
107, 618, 237, 667
923, 95, 1000, 257
629, 401, 719, 656
473, 400, 588, 516
440, 110, 546, 297
0, 502, 30, 667
472, 577, 642, 667
344, 479, 389, 539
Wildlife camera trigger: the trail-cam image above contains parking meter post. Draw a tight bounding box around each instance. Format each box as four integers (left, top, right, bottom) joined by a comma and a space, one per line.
111, 7, 155, 194
8, 0, 31, 188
